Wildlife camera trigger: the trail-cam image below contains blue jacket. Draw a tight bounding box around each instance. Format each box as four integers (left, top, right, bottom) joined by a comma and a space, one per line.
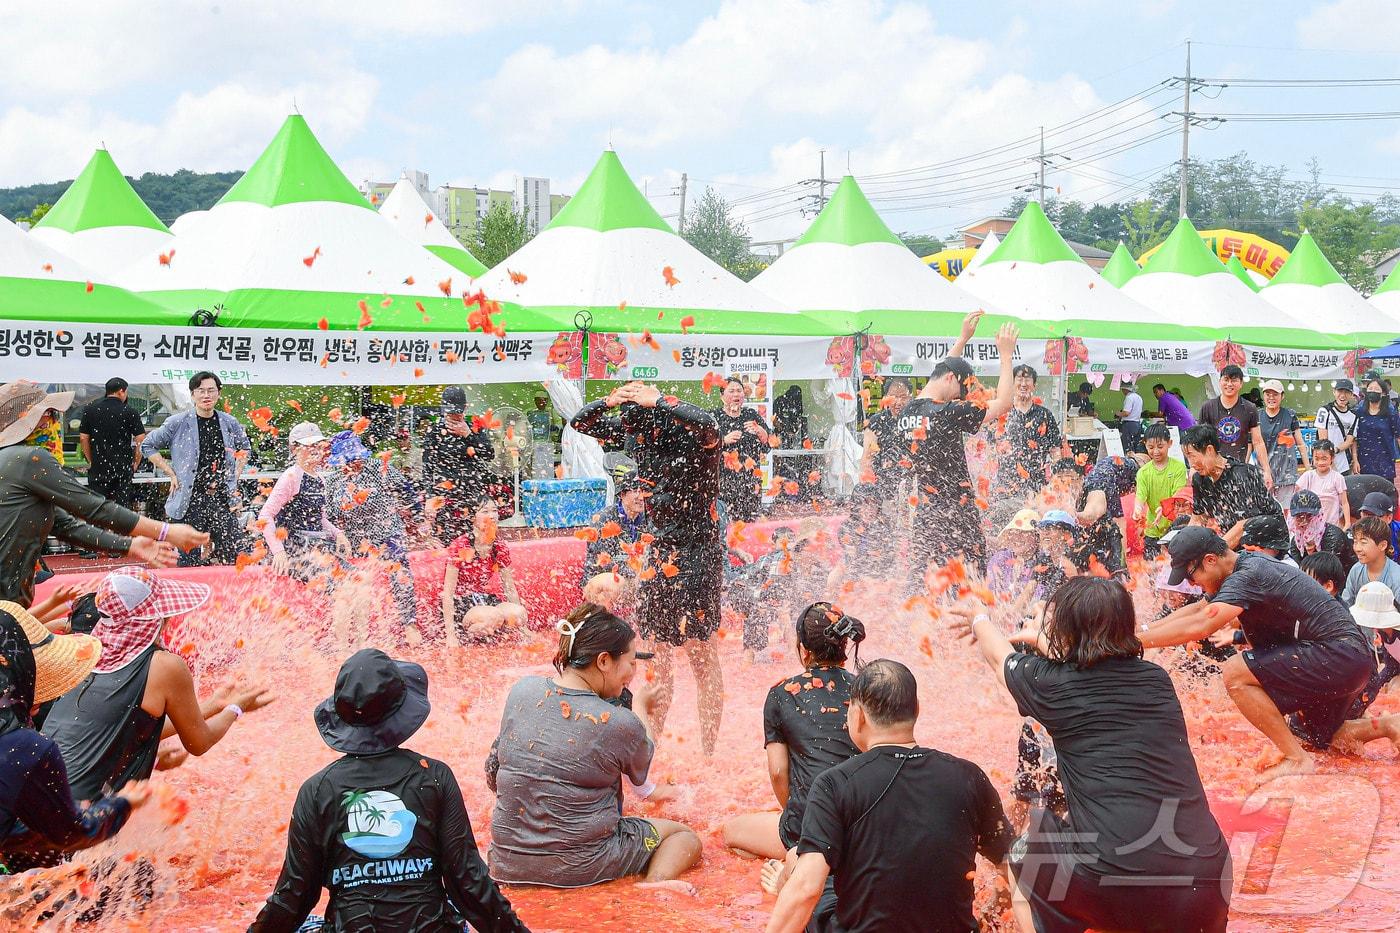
140, 411, 250, 519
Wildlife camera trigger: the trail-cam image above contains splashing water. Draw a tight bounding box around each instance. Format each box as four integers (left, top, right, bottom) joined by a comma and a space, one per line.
11, 538, 1400, 931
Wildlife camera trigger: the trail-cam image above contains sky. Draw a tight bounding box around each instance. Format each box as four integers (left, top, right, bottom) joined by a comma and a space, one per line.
3, 0, 1399, 246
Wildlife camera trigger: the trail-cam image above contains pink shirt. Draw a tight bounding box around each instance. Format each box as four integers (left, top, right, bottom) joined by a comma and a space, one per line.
258, 465, 341, 555
1297, 468, 1348, 525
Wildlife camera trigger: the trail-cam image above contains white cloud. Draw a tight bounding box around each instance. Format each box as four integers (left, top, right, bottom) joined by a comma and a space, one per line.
1296, 0, 1400, 51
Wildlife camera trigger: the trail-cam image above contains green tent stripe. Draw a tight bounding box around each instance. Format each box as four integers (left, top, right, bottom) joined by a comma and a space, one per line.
793, 176, 903, 248
1100, 243, 1140, 287
218, 115, 370, 210
425, 244, 488, 278
985, 201, 1082, 266
545, 151, 672, 233
35, 149, 168, 234
1264, 231, 1346, 289
1225, 255, 1261, 292
0, 276, 177, 325
1377, 262, 1400, 297
1138, 218, 1227, 278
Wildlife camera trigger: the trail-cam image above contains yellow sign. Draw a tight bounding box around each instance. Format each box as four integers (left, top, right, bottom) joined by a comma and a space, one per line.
1138, 228, 1290, 279
922, 247, 978, 280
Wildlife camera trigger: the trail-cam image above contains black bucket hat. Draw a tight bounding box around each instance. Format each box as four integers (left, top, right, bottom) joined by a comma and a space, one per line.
314, 649, 430, 755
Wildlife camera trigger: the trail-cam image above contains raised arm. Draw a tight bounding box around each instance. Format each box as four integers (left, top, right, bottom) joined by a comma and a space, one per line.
570, 400, 627, 446
981, 323, 1020, 426
949, 309, 985, 359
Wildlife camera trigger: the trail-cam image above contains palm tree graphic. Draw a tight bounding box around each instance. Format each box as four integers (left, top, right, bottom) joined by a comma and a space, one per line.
341, 790, 389, 834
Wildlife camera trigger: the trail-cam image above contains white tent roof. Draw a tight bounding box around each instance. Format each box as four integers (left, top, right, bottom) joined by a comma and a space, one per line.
962, 231, 1000, 274
378, 177, 486, 277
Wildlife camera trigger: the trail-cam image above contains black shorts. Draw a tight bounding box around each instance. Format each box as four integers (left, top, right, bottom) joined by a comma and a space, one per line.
1242, 637, 1374, 749
1012, 857, 1230, 933
906, 503, 986, 593
638, 543, 722, 646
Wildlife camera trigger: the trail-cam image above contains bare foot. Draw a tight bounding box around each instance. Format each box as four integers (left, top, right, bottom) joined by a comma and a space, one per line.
760, 859, 787, 896
1258, 754, 1315, 781
743, 649, 756, 664
637, 879, 697, 897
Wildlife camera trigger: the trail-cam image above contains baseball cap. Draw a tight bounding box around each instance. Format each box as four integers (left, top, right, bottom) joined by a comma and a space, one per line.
328, 430, 371, 467
1240, 514, 1290, 552
441, 386, 467, 414
1002, 508, 1042, 534
1361, 491, 1395, 517
1219, 364, 1244, 380
614, 468, 644, 494
1334, 379, 1355, 393
1259, 379, 1285, 394
1289, 490, 1322, 516
288, 421, 326, 446
1038, 509, 1077, 531
1166, 526, 1229, 586
934, 356, 975, 381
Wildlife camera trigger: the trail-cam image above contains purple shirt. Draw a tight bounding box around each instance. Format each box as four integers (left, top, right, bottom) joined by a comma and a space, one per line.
1155, 391, 1196, 430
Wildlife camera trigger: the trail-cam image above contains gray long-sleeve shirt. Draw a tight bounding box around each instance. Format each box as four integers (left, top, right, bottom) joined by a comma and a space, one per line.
0, 445, 140, 606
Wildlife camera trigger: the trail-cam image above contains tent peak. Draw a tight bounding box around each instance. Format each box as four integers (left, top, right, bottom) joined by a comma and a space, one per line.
545, 150, 671, 234
218, 114, 370, 210
33, 147, 168, 235
792, 176, 901, 249
983, 200, 1080, 266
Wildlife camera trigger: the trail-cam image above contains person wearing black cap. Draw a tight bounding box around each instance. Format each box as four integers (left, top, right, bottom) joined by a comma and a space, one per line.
1316, 379, 1360, 475
1143, 527, 1373, 778
898, 313, 1019, 591
1240, 513, 1298, 567
1069, 382, 1096, 418
422, 386, 496, 540
250, 649, 528, 932
1286, 490, 1356, 573
571, 380, 726, 755
1358, 491, 1400, 562
579, 467, 653, 616
1198, 364, 1274, 490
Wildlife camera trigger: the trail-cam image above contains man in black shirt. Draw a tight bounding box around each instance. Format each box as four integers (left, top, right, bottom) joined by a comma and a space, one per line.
714, 377, 771, 523
767, 659, 1012, 933
572, 380, 726, 756
1197, 364, 1274, 489
899, 315, 1019, 592
79, 377, 146, 508
422, 386, 496, 540
1182, 423, 1281, 548
860, 376, 912, 494
992, 364, 1062, 499
1146, 528, 1373, 779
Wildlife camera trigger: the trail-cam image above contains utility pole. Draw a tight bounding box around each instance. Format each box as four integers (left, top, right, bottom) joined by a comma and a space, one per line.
1022, 126, 1069, 203
1178, 39, 1192, 218
800, 150, 840, 217
674, 172, 688, 234
818, 149, 827, 210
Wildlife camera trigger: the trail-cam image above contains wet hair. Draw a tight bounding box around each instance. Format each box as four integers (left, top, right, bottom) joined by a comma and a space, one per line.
795, 602, 866, 666
724, 376, 745, 390
105, 377, 128, 395
188, 371, 221, 392
883, 376, 911, 392
1353, 516, 1393, 555
1300, 552, 1347, 596
1012, 364, 1038, 381
1044, 576, 1142, 668
1311, 438, 1336, 456
1051, 456, 1083, 477
850, 659, 918, 727
553, 603, 635, 672
1152, 383, 1166, 393
1179, 424, 1219, 454
1143, 422, 1172, 444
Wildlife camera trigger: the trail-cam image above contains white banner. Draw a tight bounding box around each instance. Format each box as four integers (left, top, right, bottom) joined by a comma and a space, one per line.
864, 334, 1218, 378
0, 320, 569, 386
586, 332, 833, 382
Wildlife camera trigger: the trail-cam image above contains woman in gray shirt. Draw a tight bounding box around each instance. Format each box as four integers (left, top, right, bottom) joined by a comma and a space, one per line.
486, 603, 701, 890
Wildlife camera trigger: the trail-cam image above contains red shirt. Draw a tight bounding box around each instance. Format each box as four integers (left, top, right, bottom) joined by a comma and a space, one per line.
448, 536, 510, 598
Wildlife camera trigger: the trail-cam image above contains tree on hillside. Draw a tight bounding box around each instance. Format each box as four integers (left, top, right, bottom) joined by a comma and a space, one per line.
897, 232, 944, 258
1120, 200, 1174, 257
15, 202, 50, 226
683, 187, 763, 280
472, 201, 534, 268
1293, 198, 1400, 293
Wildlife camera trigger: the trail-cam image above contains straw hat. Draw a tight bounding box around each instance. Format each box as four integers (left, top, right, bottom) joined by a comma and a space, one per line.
0, 601, 101, 703
1350, 581, 1400, 630
1002, 508, 1042, 535
0, 381, 74, 449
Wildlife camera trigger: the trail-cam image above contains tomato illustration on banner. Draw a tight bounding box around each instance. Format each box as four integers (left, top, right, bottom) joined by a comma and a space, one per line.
1043, 337, 1089, 375
826, 336, 857, 378
587, 333, 629, 379
546, 332, 584, 380
1212, 341, 1247, 372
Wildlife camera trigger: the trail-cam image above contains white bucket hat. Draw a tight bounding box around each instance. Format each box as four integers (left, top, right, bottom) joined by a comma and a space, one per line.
1350, 581, 1400, 630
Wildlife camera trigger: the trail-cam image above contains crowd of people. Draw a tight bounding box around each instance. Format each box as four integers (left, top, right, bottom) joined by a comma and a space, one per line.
5, 305, 1400, 933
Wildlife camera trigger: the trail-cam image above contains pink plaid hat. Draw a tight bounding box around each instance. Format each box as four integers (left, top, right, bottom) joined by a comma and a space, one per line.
92, 568, 211, 673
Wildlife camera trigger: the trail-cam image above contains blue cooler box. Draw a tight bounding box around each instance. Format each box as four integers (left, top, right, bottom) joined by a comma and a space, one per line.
521, 478, 608, 528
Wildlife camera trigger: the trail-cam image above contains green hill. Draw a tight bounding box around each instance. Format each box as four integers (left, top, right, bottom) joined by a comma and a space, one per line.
0, 168, 243, 225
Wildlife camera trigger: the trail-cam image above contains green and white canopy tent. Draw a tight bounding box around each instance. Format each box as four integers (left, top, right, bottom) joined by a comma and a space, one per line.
1225, 254, 1262, 292
1099, 243, 1139, 288
1372, 265, 1400, 321
1121, 218, 1328, 352
30, 148, 174, 280
103, 115, 569, 385
1259, 232, 1400, 347
378, 175, 488, 278
955, 202, 1216, 376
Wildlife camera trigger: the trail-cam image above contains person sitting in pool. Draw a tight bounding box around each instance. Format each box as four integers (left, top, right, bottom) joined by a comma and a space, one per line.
486, 603, 702, 891
720, 603, 866, 890
441, 496, 527, 645
952, 577, 1232, 933
260, 422, 351, 579
250, 648, 529, 932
